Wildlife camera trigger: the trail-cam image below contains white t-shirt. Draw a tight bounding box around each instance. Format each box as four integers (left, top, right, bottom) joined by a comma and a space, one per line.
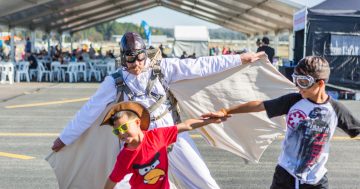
264, 93, 360, 184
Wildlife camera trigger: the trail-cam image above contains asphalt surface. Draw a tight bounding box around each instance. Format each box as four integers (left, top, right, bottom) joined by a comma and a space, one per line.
0, 83, 359, 189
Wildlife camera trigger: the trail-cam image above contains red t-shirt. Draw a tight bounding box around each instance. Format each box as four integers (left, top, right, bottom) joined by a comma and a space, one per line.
109, 126, 178, 189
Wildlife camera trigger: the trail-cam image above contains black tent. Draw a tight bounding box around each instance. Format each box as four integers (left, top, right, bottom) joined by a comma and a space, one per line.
297, 0, 360, 88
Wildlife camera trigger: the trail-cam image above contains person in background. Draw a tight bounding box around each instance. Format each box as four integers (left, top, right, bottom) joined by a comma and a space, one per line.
180, 51, 187, 59
27, 52, 38, 70
257, 37, 275, 64
25, 37, 32, 53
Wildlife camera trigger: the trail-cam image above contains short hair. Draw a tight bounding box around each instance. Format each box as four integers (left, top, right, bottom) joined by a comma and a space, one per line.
111, 110, 139, 126
262, 37, 270, 45
295, 56, 330, 82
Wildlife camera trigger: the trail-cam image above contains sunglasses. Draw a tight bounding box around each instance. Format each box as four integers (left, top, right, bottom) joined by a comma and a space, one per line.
292, 73, 323, 89
125, 50, 146, 63
112, 119, 137, 136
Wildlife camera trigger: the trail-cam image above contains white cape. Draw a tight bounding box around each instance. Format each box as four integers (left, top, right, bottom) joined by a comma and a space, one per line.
170, 60, 296, 162
46, 60, 296, 188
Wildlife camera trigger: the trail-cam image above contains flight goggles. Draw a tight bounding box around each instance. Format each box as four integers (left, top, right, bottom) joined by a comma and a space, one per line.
112, 119, 137, 135
124, 49, 146, 63
292, 73, 322, 89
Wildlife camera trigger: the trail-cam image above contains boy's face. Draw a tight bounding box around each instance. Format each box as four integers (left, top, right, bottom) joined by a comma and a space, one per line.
113, 116, 141, 144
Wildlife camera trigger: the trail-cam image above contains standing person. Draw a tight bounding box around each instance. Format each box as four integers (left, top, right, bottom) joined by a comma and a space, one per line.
257, 37, 275, 64
51, 32, 264, 189
102, 101, 226, 189
25, 37, 32, 53
202, 56, 360, 189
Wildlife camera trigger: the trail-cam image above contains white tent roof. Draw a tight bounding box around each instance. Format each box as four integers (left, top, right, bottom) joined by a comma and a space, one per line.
0, 0, 303, 35
174, 26, 209, 41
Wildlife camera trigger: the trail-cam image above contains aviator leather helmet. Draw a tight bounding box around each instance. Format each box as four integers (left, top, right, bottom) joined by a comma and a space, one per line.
119, 32, 147, 67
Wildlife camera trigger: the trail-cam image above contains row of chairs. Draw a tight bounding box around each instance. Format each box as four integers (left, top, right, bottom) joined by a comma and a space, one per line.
1, 60, 116, 84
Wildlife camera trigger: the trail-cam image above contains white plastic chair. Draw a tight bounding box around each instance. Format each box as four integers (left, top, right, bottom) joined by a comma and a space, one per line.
1, 62, 15, 84
76, 62, 87, 82
88, 61, 101, 82
106, 62, 116, 76
37, 61, 51, 82
50, 61, 62, 82
64, 64, 78, 82
16, 61, 30, 83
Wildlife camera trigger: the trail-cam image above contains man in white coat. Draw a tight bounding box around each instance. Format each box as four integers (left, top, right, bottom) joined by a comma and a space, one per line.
52, 32, 264, 188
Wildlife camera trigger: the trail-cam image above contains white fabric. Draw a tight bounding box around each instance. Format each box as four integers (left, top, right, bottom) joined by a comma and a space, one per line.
170, 60, 297, 162
50, 55, 241, 189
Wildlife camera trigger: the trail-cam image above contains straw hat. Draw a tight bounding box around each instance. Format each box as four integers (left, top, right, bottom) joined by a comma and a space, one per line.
101, 101, 150, 131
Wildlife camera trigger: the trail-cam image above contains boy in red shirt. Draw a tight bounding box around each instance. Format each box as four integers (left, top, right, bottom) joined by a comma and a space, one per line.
102, 101, 226, 189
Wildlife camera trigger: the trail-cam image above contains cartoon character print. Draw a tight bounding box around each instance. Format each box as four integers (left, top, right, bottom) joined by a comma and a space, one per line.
292, 107, 330, 177
133, 152, 165, 185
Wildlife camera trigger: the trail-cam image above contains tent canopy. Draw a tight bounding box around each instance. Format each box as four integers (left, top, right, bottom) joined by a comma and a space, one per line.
309, 0, 360, 16
0, 0, 302, 35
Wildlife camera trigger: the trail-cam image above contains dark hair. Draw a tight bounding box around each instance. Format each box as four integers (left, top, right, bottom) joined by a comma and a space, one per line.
111, 110, 139, 126
262, 37, 270, 45
295, 56, 330, 81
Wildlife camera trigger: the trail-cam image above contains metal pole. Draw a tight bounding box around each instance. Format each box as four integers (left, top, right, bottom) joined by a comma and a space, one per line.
59, 33, 62, 50
47, 33, 51, 57
10, 28, 15, 62
303, 8, 308, 58
288, 29, 294, 60
31, 30, 36, 53
70, 34, 73, 51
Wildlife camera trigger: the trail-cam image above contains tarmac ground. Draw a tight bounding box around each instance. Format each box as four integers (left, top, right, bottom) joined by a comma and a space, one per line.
0, 83, 359, 189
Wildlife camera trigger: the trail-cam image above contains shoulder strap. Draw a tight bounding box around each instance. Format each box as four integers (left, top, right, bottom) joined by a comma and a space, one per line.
111, 70, 134, 102
145, 61, 163, 96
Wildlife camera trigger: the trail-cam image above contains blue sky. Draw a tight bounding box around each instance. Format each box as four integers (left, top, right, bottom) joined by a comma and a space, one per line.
116, 0, 325, 29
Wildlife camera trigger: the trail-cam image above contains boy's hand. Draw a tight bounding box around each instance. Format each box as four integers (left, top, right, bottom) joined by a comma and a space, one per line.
52, 137, 65, 152
201, 110, 231, 119
204, 117, 228, 124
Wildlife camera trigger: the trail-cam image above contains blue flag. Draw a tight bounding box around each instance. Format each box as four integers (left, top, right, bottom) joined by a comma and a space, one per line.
141, 20, 151, 46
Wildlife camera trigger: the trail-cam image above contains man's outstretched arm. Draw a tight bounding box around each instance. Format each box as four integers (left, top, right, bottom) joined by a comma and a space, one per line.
162, 52, 267, 84
52, 76, 117, 151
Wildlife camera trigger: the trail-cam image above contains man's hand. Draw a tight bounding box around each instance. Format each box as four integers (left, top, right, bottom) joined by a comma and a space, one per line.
52, 137, 65, 152
240, 52, 268, 64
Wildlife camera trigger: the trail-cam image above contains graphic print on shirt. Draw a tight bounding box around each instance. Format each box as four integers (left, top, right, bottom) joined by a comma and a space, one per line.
287, 109, 307, 129
290, 107, 330, 177
132, 152, 165, 185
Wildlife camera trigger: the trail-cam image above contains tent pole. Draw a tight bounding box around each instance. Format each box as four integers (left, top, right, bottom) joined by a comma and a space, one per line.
70, 34, 73, 51
31, 30, 36, 53
47, 33, 51, 58
10, 27, 15, 62
59, 33, 62, 50
303, 8, 308, 58
288, 29, 294, 61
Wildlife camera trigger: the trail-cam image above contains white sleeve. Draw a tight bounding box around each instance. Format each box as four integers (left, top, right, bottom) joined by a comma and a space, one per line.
161, 55, 241, 84
59, 76, 117, 145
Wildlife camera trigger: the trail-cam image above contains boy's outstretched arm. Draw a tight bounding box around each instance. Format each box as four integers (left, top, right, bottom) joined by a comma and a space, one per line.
177, 118, 226, 133
104, 178, 116, 189
202, 100, 265, 118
